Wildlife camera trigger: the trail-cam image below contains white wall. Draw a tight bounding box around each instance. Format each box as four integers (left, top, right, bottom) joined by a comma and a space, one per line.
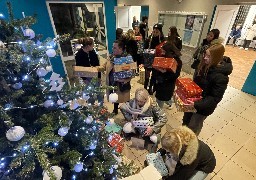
117, 0, 256, 44
131, 6, 141, 23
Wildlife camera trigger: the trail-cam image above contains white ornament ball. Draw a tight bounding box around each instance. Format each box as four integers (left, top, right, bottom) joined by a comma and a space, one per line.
113, 154, 122, 164
0, 41, 5, 47
24, 28, 35, 39
44, 100, 54, 108
74, 162, 83, 172
85, 116, 93, 124
36, 67, 48, 77
123, 122, 135, 133
150, 134, 158, 144
6, 126, 25, 141
89, 144, 97, 150
58, 127, 69, 137
57, 99, 64, 105
43, 166, 62, 180
12, 82, 22, 90
46, 66, 52, 72
46, 49, 56, 57
109, 93, 118, 103
83, 94, 90, 101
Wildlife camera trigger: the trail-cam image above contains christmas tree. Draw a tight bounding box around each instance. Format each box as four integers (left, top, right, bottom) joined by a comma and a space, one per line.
0, 2, 139, 180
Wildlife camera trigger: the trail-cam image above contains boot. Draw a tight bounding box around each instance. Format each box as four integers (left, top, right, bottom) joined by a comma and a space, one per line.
144, 78, 149, 90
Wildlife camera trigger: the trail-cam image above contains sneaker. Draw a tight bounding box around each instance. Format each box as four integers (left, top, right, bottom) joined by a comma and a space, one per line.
239, 47, 244, 50
245, 48, 249, 51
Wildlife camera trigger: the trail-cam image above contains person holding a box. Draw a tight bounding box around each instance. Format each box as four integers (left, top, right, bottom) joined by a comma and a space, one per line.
182, 44, 233, 135
154, 26, 182, 109
159, 126, 216, 180
99, 40, 132, 115
120, 88, 168, 150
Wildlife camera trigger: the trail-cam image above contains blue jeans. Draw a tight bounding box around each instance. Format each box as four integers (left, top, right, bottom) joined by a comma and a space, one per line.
189, 171, 208, 180
156, 98, 172, 108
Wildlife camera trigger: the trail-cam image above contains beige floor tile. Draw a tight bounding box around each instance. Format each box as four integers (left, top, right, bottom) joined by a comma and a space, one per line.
225, 96, 256, 108
219, 100, 247, 115
209, 145, 229, 173
230, 116, 256, 135
218, 160, 255, 180
231, 148, 256, 177
205, 172, 216, 180
239, 108, 256, 124
207, 133, 241, 158
211, 174, 223, 180
235, 92, 256, 103
199, 123, 217, 141
212, 107, 237, 122
244, 136, 256, 154
218, 124, 251, 146
205, 114, 228, 131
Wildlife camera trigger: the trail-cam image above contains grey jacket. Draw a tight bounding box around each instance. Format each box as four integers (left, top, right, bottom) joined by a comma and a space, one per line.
120, 98, 168, 134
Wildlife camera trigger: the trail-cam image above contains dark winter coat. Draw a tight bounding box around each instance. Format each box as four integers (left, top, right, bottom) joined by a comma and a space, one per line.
75, 48, 101, 78
193, 56, 233, 116
160, 140, 216, 180
144, 35, 165, 49
124, 39, 139, 62
155, 58, 182, 101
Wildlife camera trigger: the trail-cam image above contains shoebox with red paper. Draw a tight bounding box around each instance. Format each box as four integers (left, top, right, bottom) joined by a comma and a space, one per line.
174, 78, 203, 112
108, 133, 124, 153
152, 57, 178, 73
155, 41, 166, 57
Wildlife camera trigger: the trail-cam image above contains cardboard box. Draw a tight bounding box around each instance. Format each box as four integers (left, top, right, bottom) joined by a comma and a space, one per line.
114, 62, 137, 72
176, 78, 203, 98
73, 66, 98, 77
152, 57, 178, 73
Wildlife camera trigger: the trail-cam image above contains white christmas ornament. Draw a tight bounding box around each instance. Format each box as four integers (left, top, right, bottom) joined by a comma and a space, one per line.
74, 162, 83, 172
123, 122, 135, 133
113, 154, 122, 164
82, 93, 90, 101
89, 144, 97, 150
150, 134, 158, 144
46, 66, 52, 72
24, 28, 35, 39
58, 127, 69, 137
46, 49, 56, 57
69, 100, 79, 110
0, 41, 5, 48
85, 116, 93, 124
44, 100, 54, 108
36, 67, 48, 77
12, 82, 22, 90
57, 99, 64, 105
109, 93, 118, 103
43, 166, 62, 180
49, 72, 65, 92
108, 118, 115, 125
6, 126, 25, 141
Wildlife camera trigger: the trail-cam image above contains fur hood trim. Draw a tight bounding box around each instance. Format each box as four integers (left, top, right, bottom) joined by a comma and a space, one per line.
173, 126, 199, 165
211, 37, 225, 45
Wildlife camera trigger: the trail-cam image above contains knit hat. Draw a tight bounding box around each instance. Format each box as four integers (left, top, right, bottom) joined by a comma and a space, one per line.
153, 23, 163, 32
135, 88, 149, 103
208, 44, 225, 67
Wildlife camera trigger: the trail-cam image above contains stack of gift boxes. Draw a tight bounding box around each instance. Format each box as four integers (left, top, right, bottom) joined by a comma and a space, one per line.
152, 57, 178, 73
174, 78, 203, 112
113, 55, 136, 81
108, 133, 124, 153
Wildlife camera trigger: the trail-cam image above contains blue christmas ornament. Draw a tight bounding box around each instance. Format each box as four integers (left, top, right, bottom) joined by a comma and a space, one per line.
74, 162, 83, 172
12, 82, 22, 89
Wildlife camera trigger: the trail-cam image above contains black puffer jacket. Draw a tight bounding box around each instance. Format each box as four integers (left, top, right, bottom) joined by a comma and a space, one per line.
194, 56, 233, 116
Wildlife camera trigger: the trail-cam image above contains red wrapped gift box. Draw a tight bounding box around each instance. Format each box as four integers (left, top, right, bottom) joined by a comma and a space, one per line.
176, 78, 203, 98
152, 57, 178, 73
155, 41, 167, 57
135, 36, 142, 41
108, 133, 124, 153
175, 89, 202, 104
173, 93, 197, 112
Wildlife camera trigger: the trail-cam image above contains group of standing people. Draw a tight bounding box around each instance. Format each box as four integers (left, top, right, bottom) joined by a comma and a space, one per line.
74, 16, 234, 179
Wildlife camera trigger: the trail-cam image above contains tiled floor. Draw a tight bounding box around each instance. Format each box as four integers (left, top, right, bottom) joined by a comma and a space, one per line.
104, 72, 256, 180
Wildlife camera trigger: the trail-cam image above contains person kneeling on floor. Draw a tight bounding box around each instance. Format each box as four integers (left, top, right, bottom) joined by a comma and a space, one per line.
159, 126, 216, 180
120, 87, 168, 150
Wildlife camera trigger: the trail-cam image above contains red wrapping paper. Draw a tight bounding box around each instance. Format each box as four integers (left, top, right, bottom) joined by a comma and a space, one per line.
176, 78, 203, 98
173, 93, 197, 112
155, 41, 167, 57
175, 89, 202, 104
152, 57, 178, 73
108, 133, 124, 153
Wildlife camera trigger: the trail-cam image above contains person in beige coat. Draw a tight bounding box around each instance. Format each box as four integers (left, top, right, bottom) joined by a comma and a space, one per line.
99, 40, 132, 114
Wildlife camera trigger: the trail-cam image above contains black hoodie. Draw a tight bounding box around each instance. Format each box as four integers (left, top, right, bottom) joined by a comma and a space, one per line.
193, 56, 233, 116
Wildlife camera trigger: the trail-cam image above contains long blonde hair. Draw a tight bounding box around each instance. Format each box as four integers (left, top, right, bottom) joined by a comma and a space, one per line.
197, 44, 225, 76
125, 29, 136, 40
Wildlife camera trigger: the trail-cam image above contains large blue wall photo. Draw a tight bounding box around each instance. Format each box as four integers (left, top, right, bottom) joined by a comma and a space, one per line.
0, 0, 117, 77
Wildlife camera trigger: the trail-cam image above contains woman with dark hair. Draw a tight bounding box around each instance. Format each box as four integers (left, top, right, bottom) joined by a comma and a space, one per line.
154, 26, 182, 109
143, 24, 165, 95
116, 28, 124, 40
191, 29, 220, 70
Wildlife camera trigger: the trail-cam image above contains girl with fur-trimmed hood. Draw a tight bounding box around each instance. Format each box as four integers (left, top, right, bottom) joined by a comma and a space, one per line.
160, 126, 216, 180
183, 43, 233, 135
120, 88, 168, 147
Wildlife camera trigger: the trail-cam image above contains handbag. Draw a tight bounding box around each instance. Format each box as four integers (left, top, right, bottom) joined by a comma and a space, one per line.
118, 82, 131, 92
